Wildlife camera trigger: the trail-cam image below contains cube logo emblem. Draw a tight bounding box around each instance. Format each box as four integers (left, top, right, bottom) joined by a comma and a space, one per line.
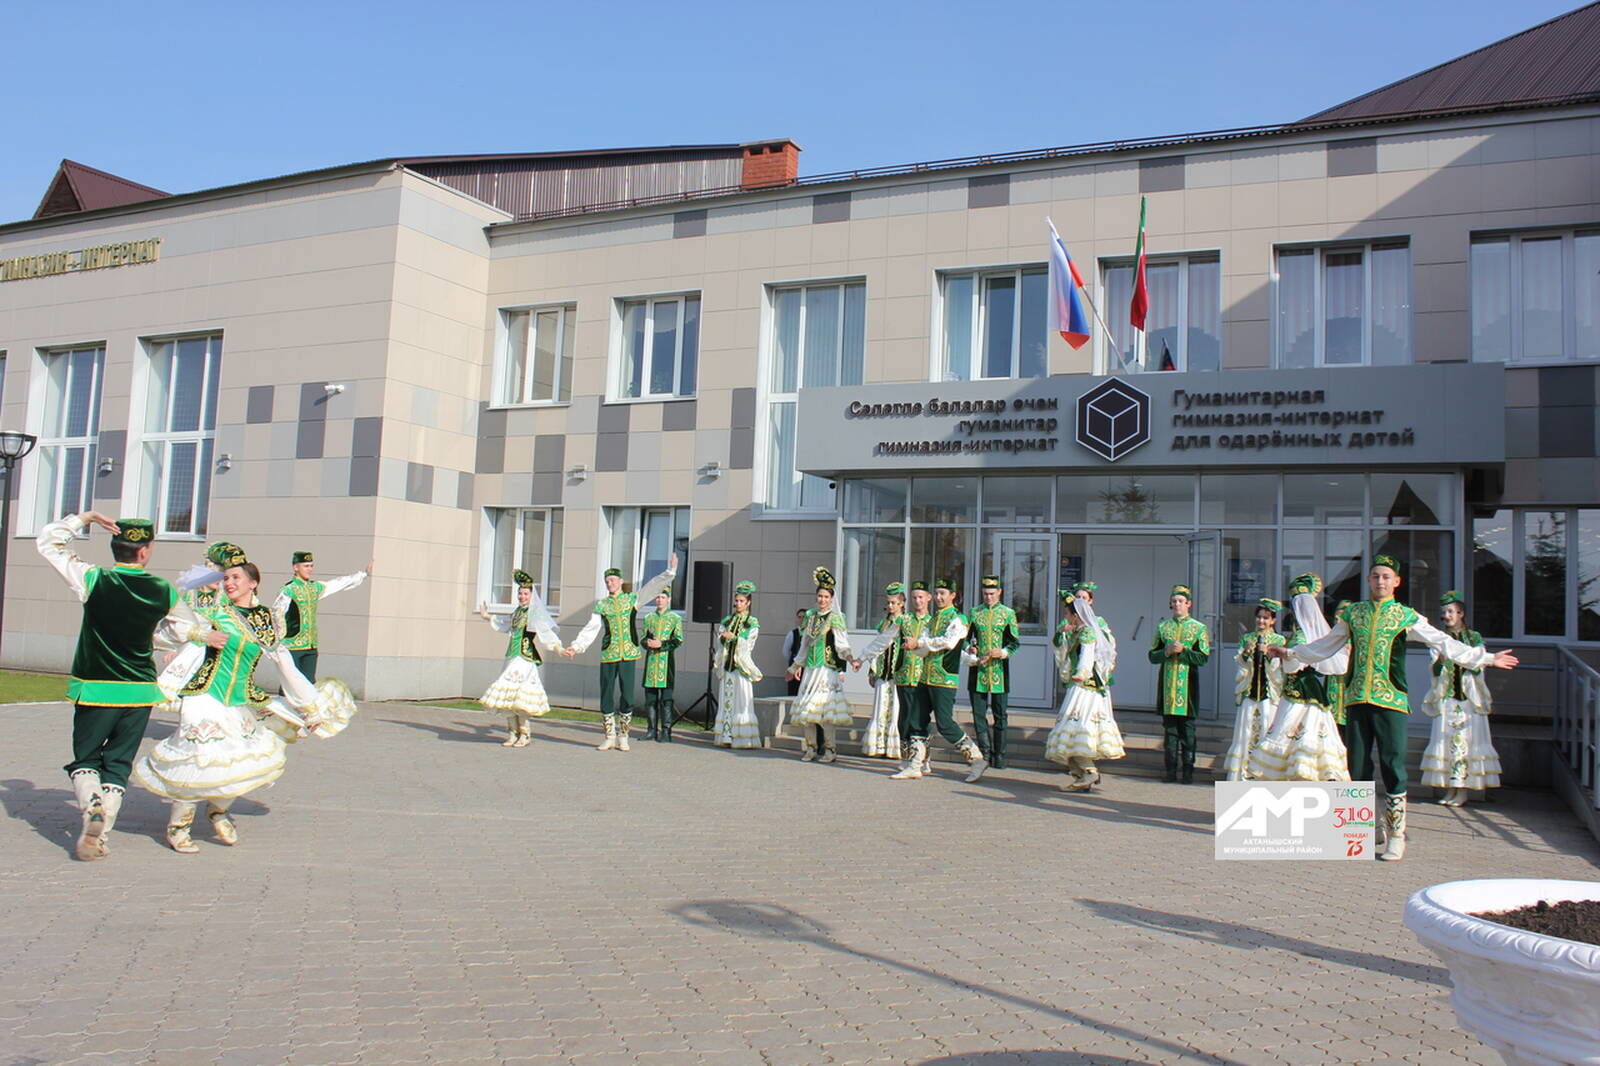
1075, 379, 1151, 461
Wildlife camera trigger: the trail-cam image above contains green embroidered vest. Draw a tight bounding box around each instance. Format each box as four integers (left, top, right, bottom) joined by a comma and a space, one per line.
802, 609, 847, 672
180, 604, 280, 706
643, 609, 683, 688
504, 606, 543, 664
281, 577, 325, 651
1239, 631, 1286, 701
967, 603, 1020, 694
717, 612, 756, 678
596, 593, 641, 663
870, 614, 904, 684
922, 606, 967, 689
1339, 599, 1420, 714
894, 614, 929, 686
1057, 624, 1106, 692
1282, 629, 1333, 709
1432, 628, 1483, 702
1151, 617, 1210, 717
69, 565, 179, 707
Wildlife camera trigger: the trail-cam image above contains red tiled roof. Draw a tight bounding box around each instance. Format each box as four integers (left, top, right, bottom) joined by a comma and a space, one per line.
1302, 2, 1600, 123
33, 159, 168, 219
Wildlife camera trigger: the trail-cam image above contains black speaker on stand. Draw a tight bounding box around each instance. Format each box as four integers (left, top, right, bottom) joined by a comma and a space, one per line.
678, 560, 732, 730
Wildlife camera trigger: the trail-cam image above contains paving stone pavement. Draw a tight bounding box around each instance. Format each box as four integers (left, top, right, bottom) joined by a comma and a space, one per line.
2, 699, 1595, 1066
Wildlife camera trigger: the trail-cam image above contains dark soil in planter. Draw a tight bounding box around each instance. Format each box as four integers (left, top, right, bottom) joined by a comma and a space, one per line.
1473, 899, 1600, 947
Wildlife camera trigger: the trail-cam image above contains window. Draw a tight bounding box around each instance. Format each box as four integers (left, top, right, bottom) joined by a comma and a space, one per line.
485, 507, 563, 609
940, 266, 1047, 381
1471, 230, 1600, 363
604, 506, 689, 610
765, 280, 865, 511
1101, 254, 1221, 372
138, 335, 222, 537
499, 305, 574, 404
1469, 507, 1600, 642
34, 345, 104, 529
617, 294, 699, 399
1276, 241, 1411, 367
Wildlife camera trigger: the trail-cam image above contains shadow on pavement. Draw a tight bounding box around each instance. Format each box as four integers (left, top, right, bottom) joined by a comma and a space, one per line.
1075, 898, 1449, 986
948, 777, 1213, 836
918, 1056, 1151, 1065
671, 899, 1242, 1066
376, 716, 595, 749
0, 778, 77, 855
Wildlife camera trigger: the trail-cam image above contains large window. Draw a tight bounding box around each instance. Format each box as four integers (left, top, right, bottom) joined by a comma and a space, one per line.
1101, 254, 1221, 372
139, 334, 222, 537
604, 506, 689, 609
1472, 230, 1600, 363
939, 267, 1047, 381
765, 280, 865, 511
34, 345, 104, 529
1276, 241, 1411, 368
1472, 508, 1600, 642
486, 506, 563, 610
499, 304, 574, 404
616, 294, 699, 400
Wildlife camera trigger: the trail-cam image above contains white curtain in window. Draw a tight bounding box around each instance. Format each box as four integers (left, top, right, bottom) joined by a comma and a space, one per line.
1576, 235, 1600, 361
1323, 250, 1364, 365
1145, 262, 1180, 369
1521, 237, 1564, 362
1276, 251, 1316, 369
1104, 266, 1135, 369
766, 401, 799, 511
772, 289, 801, 392
943, 275, 974, 381
1187, 257, 1222, 372
1370, 244, 1411, 366
980, 275, 1016, 378
841, 283, 866, 386
1018, 269, 1047, 377
802, 285, 841, 388
1471, 240, 1511, 362
679, 298, 699, 395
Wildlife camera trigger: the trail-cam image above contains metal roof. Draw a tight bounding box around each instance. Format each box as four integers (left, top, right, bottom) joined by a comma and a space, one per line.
1301, 1, 1600, 122
33, 159, 168, 219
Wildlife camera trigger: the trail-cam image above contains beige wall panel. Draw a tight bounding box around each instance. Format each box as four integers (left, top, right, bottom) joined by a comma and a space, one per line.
1415, 308, 1469, 363
1091, 193, 1139, 241
1325, 174, 1380, 225
847, 217, 889, 261
878, 336, 929, 384
1228, 183, 1279, 230
1276, 179, 1328, 228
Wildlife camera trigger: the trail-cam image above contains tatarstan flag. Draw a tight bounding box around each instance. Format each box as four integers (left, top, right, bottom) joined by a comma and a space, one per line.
1130, 196, 1149, 331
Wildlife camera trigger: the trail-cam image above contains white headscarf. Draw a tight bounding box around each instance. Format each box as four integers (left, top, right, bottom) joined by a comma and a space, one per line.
1292, 592, 1348, 676
1071, 593, 1118, 680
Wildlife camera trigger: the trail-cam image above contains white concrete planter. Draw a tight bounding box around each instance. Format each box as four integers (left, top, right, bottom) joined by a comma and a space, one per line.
1405, 879, 1600, 1066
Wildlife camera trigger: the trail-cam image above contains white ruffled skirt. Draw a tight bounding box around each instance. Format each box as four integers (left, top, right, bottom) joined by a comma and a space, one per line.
1420, 701, 1501, 789
1221, 697, 1275, 779
790, 666, 853, 727
133, 693, 287, 801
861, 681, 901, 758
1044, 685, 1124, 764
481, 658, 552, 718
255, 679, 360, 744
1249, 700, 1350, 781
714, 669, 762, 748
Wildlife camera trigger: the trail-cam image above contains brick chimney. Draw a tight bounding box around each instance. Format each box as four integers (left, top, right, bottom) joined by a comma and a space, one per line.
740, 140, 801, 189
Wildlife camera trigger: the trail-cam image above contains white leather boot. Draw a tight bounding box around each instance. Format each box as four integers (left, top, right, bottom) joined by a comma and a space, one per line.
1378, 794, 1407, 861
891, 739, 927, 779
597, 714, 618, 751
957, 736, 989, 783
616, 714, 632, 752
71, 770, 107, 861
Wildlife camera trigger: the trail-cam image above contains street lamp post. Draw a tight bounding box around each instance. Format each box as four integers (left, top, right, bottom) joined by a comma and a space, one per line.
0, 430, 40, 666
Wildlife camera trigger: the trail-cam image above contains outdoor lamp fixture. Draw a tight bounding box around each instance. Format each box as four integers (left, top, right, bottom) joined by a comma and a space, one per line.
0, 430, 39, 656
216, 453, 233, 473
700, 460, 722, 480
98, 455, 116, 475
568, 463, 589, 482
323, 383, 346, 397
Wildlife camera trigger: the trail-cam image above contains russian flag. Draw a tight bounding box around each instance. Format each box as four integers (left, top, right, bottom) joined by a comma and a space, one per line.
1047, 219, 1092, 350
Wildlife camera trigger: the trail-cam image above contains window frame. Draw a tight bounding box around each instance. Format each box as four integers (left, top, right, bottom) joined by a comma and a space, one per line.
601, 505, 690, 610
1472, 506, 1600, 644
1096, 252, 1222, 374
495, 303, 576, 407
612, 292, 701, 402
481, 505, 564, 612
30, 343, 106, 533
137, 332, 223, 539
935, 264, 1048, 382
1273, 239, 1412, 369
1470, 228, 1600, 365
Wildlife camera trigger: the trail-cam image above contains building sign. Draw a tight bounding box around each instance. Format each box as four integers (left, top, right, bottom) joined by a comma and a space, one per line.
0, 237, 163, 283
797, 364, 1506, 474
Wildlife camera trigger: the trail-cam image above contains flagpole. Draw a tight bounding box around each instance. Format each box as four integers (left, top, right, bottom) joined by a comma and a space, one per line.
1077, 283, 1135, 374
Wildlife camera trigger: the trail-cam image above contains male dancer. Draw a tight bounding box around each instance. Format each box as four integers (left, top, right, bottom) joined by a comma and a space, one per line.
640, 588, 683, 743
1149, 583, 1211, 784
566, 552, 678, 751
38, 511, 220, 860
965, 575, 1020, 769
274, 551, 373, 681
893, 578, 988, 782
1268, 555, 1517, 860
895, 581, 934, 763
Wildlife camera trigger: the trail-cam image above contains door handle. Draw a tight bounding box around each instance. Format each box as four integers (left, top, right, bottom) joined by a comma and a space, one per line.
1130, 615, 1145, 641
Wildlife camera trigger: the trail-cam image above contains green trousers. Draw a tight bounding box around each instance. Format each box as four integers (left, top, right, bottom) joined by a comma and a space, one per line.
290, 648, 319, 683
913, 685, 965, 745
969, 689, 1009, 768
643, 687, 673, 737
1343, 702, 1408, 796
896, 685, 923, 747
599, 658, 637, 716
65, 703, 153, 789
1162, 713, 1197, 782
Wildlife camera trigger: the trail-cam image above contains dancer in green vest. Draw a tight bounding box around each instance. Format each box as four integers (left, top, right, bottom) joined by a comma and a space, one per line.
892, 577, 988, 782
1221, 599, 1286, 780
565, 552, 678, 751
477, 569, 565, 747
786, 567, 856, 762
38, 511, 218, 860
859, 582, 908, 760
712, 580, 762, 749
274, 551, 373, 682
1420, 591, 1502, 806
964, 575, 1020, 769
640, 588, 684, 743
1149, 584, 1211, 784
1269, 556, 1518, 860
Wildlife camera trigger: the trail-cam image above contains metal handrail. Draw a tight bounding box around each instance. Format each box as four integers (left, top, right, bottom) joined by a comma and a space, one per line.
1554, 646, 1600, 809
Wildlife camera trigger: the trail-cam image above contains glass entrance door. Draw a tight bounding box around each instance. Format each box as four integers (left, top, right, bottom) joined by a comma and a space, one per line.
987, 531, 1053, 707
1185, 531, 1223, 718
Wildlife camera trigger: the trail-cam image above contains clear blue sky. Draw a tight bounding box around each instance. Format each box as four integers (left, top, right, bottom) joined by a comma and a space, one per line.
1, 0, 1584, 223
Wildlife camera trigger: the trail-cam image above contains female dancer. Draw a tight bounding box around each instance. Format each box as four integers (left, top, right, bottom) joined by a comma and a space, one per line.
860, 582, 906, 759
134, 554, 355, 852
786, 567, 855, 763
1420, 591, 1502, 805
1221, 599, 1285, 780
477, 569, 565, 747
1045, 587, 1125, 791
1250, 574, 1350, 781
712, 580, 763, 748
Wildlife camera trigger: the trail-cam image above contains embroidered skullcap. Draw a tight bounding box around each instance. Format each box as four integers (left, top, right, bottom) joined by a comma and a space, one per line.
112, 519, 155, 546
1170, 584, 1193, 599
1071, 581, 1097, 593
979, 575, 1002, 589
1372, 554, 1402, 573
934, 576, 956, 592
1439, 590, 1465, 607
735, 580, 757, 596
812, 566, 836, 591
513, 569, 534, 589
909, 580, 928, 592
208, 542, 247, 567
1258, 598, 1283, 614
885, 582, 905, 596
1057, 588, 1075, 600
292, 550, 314, 564
603, 567, 623, 578
1288, 572, 1323, 597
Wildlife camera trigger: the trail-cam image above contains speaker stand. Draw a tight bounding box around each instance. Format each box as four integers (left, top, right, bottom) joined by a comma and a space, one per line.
676, 625, 719, 732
